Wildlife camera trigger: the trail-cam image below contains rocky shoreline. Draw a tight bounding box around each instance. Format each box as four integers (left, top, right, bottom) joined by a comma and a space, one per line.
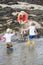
0, 2, 43, 36
0, 0, 43, 5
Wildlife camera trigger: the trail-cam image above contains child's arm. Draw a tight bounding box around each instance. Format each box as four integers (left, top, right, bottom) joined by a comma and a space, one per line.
11, 31, 15, 35
22, 27, 29, 32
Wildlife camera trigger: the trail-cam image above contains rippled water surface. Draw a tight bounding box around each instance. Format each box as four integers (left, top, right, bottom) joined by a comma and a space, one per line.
0, 38, 43, 65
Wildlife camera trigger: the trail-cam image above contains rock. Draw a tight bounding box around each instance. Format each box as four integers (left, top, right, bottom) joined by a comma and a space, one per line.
12, 12, 18, 16
28, 20, 41, 28
0, 2, 42, 36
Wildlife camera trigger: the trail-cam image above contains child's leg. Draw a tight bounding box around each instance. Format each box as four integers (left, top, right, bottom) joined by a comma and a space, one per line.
6, 42, 13, 48
32, 38, 35, 46
20, 34, 23, 40
6, 43, 10, 48
10, 43, 13, 47
27, 40, 30, 46
27, 36, 31, 46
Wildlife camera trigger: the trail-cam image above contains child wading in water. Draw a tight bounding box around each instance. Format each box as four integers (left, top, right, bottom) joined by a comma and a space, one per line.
1, 28, 15, 48
23, 23, 37, 46
27, 23, 37, 46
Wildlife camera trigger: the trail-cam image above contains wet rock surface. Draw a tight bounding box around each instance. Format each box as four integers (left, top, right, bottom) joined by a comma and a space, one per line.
0, 0, 43, 5
0, 2, 43, 36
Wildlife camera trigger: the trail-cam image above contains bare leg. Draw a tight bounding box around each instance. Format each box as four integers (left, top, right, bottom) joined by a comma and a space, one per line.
6, 42, 13, 48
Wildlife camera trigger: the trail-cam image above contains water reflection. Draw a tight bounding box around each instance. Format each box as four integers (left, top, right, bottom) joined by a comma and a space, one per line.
0, 38, 43, 65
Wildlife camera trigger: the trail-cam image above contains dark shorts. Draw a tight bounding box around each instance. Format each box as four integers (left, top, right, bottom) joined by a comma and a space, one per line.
29, 35, 36, 39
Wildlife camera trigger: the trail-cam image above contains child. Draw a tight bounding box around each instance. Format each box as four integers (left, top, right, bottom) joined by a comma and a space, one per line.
27, 23, 37, 46
23, 23, 37, 46
1, 28, 15, 48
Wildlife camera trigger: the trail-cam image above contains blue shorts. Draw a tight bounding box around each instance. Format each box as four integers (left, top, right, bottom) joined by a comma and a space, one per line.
29, 35, 36, 39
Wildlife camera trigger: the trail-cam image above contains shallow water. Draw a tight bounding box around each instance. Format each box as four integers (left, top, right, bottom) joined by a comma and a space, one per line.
0, 38, 43, 65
